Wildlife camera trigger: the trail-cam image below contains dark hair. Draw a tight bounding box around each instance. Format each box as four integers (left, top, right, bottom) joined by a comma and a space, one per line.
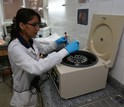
10, 8, 41, 42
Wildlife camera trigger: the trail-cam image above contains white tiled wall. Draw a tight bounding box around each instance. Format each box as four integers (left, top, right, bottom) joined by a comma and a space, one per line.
47, 0, 124, 85
112, 0, 124, 15
110, 31, 124, 84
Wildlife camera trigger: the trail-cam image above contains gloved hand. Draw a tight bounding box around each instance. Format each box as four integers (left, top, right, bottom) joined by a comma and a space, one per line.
65, 40, 79, 54
55, 37, 67, 45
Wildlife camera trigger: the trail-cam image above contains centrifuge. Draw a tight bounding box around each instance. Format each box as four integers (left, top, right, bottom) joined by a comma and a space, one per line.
51, 14, 124, 99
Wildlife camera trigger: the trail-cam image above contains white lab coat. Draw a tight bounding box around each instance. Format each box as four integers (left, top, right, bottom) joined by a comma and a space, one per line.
8, 38, 68, 107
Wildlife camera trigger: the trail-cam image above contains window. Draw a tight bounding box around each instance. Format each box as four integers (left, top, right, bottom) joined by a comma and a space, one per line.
2, 0, 22, 20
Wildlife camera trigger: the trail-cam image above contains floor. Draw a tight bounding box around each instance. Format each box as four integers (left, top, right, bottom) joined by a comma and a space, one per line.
79, 94, 124, 107
1, 71, 124, 107
0, 69, 13, 107
41, 76, 124, 107
0, 69, 43, 107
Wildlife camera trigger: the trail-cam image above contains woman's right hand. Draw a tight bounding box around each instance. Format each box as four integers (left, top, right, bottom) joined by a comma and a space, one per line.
65, 40, 79, 54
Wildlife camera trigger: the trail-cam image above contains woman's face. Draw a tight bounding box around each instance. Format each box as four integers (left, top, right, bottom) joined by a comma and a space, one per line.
20, 15, 40, 39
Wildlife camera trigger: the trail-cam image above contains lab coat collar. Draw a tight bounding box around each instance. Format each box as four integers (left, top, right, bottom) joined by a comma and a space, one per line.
18, 35, 33, 49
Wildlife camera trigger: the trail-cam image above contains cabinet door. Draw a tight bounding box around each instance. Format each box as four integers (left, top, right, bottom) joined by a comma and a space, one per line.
0, 49, 7, 56
0, 50, 3, 56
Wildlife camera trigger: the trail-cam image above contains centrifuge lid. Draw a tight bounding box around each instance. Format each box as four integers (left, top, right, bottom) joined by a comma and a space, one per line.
87, 14, 124, 67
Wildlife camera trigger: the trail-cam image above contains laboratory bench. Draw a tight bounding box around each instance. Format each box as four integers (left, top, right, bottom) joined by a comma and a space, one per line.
40, 75, 124, 107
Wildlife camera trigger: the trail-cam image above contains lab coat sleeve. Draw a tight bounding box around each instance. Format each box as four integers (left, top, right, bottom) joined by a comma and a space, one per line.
34, 39, 57, 54
8, 44, 68, 75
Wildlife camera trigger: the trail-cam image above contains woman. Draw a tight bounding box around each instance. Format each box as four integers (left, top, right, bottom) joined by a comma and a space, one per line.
8, 8, 79, 107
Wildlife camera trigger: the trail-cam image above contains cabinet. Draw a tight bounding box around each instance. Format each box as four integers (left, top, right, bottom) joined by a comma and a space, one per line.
0, 46, 9, 68
0, 48, 8, 56
0, 48, 8, 69
0, 45, 11, 82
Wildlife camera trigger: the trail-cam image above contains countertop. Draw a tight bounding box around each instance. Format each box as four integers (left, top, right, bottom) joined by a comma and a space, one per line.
0, 44, 8, 49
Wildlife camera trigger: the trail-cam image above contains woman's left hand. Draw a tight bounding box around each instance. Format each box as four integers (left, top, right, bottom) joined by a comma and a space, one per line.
55, 37, 67, 45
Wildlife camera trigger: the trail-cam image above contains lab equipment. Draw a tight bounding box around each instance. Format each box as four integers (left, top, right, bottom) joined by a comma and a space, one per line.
64, 32, 70, 45
51, 14, 124, 99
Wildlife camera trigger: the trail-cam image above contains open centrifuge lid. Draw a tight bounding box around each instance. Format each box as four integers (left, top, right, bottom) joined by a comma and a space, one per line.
87, 14, 124, 68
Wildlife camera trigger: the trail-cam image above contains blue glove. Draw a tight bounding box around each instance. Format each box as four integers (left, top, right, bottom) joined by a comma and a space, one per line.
55, 37, 67, 45
65, 40, 79, 54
